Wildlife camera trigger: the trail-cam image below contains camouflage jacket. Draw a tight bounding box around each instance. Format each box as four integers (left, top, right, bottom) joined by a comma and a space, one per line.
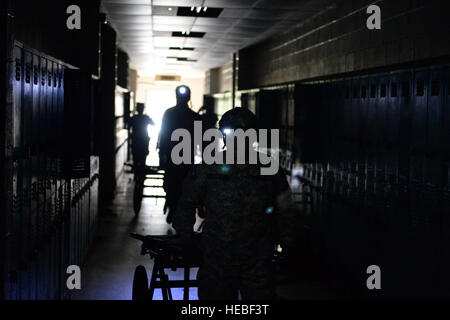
173, 157, 300, 265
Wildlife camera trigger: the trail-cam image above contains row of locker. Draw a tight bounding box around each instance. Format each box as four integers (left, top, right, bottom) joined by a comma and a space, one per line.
4, 43, 99, 299
6, 169, 99, 300
296, 66, 450, 164
282, 65, 450, 297
243, 65, 450, 165
288, 65, 450, 222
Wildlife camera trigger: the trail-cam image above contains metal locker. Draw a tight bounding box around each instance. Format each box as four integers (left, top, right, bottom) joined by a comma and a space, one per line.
8, 44, 24, 300
29, 51, 41, 300
37, 55, 48, 300
410, 68, 430, 227
376, 74, 389, 148
359, 76, 369, 148
367, 76, 379, 147
335, 80, 346, 166
427, 68, 445, 157
343, 79, 352, 167
350, 78, 360, 147
358, 77, 369, 201
426, 68, 446, 188
386, 72, 402, 148
397, 71, 413, 224
46, 60, 56, 199
385, 72, 402, 196
20, 48, 34, 300
374, 74, 389, 212
411, 69, 429, 156
329, 80, 341, 171
366, 75, 378, 206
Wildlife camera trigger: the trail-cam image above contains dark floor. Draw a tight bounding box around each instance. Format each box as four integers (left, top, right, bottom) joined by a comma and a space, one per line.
70, 171, 199, 300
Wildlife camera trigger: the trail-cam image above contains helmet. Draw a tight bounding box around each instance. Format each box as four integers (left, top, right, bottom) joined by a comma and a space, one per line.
175, 85, 191, 104
136, 103, 145, 114
219, 107, 258, 134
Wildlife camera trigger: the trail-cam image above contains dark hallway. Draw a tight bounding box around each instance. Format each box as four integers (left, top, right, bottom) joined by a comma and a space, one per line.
1, 0, 450, 304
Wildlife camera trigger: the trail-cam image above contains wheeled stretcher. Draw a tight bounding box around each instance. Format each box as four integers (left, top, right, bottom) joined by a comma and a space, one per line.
130, 233, 202, 300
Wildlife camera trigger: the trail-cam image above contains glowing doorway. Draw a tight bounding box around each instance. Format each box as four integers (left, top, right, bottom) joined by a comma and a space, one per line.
144, 89, 176, 166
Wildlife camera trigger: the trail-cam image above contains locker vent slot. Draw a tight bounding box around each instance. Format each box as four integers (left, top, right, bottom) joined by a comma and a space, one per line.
33, 66, 38, 85
15, 59, 21, 81
25, 63, 31, 83
41, 68, 46, 86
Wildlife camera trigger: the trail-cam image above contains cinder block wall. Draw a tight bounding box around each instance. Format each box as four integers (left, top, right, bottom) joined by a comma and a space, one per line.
239, 0, 450, 89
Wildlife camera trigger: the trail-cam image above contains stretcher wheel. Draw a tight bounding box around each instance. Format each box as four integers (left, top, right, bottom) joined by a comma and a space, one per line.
132, 265, 149, 300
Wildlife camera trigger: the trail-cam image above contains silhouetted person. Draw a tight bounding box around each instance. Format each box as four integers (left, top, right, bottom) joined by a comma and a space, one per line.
158, 85, 201, 224
198, 96, 218, 130
129, 103, 155, 166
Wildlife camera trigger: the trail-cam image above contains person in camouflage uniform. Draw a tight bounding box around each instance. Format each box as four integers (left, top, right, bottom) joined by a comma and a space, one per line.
173, 107, 299, 300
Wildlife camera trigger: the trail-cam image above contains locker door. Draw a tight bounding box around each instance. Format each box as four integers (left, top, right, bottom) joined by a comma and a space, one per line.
410, 68, 430, 226
20, 48, 34, 300
411, 69, 429, 180
8, 44, 24, 300
37, 56, 48, 300
358, 77, 369, 201
350, 78, 360, 147
359, 77, 369, 148
374, 74, 389, 206
427, 68, 446, 188
397, 71, 413, 223
343, 80, 352, 165
366, 76, 378, 204
30, 52, 41, 300
377, 74, 389, 148
386, 72, 401, 193
318, 82, 329, 163
329, 80, 341, 170
367, 76, 378, 147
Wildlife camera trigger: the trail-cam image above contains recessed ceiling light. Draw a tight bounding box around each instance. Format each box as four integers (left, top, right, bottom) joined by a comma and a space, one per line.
177, 6, 223, 18
172, 31, 205, 38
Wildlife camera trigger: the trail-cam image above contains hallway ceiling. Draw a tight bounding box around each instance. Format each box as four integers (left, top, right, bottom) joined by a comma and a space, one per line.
101, 0, 335, 77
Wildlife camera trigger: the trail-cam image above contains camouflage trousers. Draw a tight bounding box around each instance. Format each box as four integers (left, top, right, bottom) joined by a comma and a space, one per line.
197, 257, 276, 300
